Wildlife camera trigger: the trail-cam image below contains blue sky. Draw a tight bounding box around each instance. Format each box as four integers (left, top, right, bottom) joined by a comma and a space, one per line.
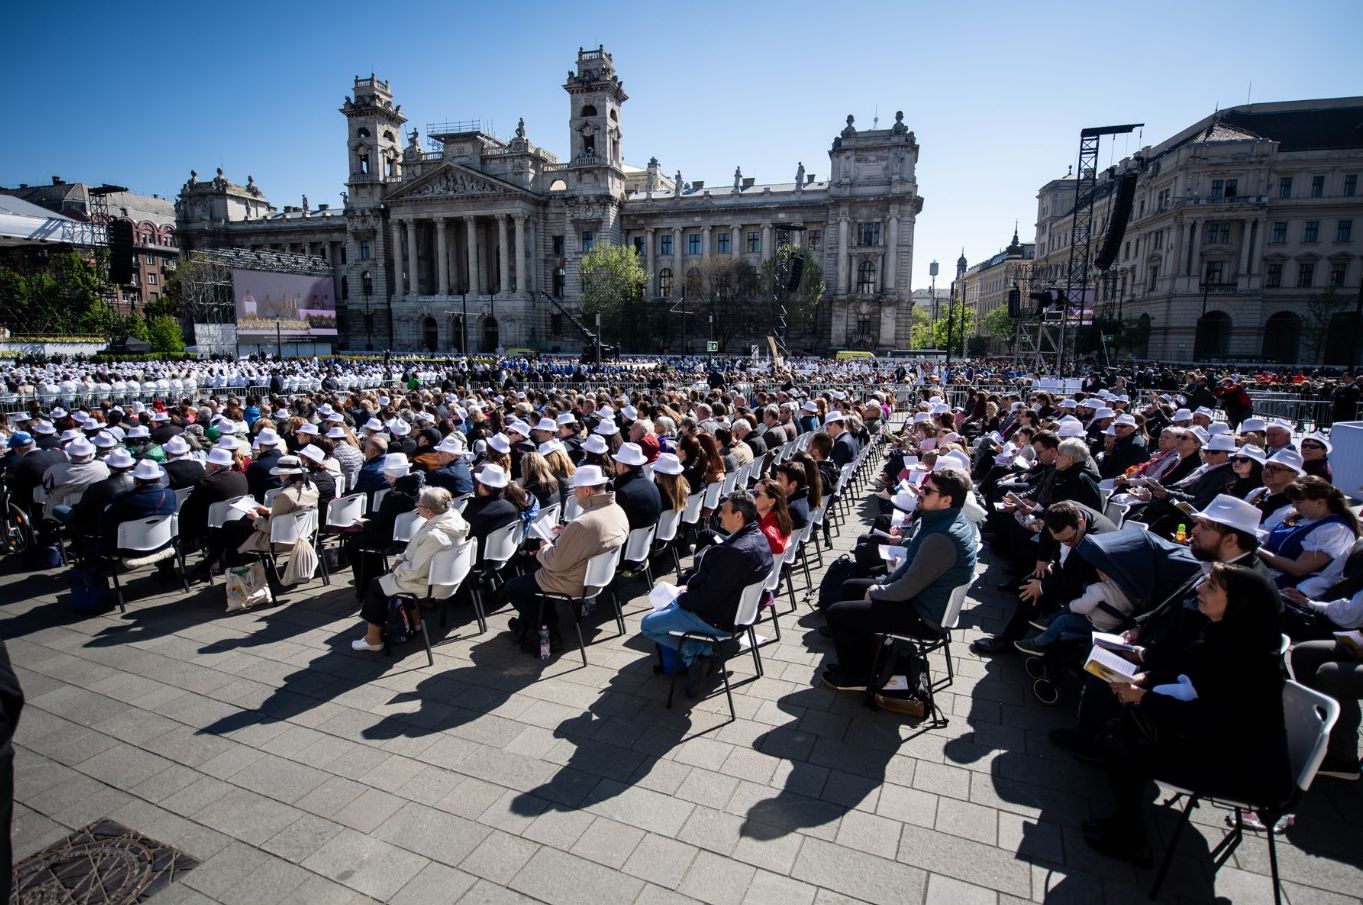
5, 0, 1360, 290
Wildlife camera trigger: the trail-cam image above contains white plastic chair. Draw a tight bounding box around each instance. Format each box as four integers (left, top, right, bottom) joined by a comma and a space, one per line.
173, 487, 193, 511
324, 493, 368, 530
561, 493, 583, 523
107, 514, 187, 613
434, 538, 480, 630
539, 546, 623, 665
263, 487, 282, 508
666, 574, 768, 718
618, 524, 658, 590
372, 487, 391, 511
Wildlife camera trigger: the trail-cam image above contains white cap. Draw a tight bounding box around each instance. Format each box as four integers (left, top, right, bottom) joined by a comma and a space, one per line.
475, 463, 509, 488
382, 453, 411, 476
1193, 494, 1264, 537
207, 448, 235, 467
132, 459, 165, 481
106, 449, 136, 469
652, 452, 683, 475
615, 442, 647, 466
570, 464, 610, 488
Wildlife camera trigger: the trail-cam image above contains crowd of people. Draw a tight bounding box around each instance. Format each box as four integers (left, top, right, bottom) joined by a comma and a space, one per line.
0, 350, 1359, 883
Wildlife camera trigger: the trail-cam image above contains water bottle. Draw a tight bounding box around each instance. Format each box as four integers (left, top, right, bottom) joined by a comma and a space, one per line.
538, 625, 551, 660
583, 595, 596, 617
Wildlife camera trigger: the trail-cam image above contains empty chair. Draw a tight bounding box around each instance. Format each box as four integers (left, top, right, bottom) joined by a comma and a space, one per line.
617, 523, 658, 590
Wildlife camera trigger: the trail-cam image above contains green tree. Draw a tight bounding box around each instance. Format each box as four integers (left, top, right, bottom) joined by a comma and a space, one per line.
0, 250, 114, 336
910, 301, 974, 351
693, 257, 762, 351
146, 315, 185, 356
980, 303, 1021, 354
579, 241, 649, 348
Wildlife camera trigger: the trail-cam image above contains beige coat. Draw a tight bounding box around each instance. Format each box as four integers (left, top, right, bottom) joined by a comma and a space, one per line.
238, 479, 320, 554
378, 508, 470, 599
534, 491, 629, 597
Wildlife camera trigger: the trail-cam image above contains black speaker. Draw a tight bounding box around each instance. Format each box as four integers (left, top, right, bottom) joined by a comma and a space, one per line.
106, 220, 135, 285
1008, 288, 1021, 318
785, 252, 804, 293
1095, 172, 1137, 271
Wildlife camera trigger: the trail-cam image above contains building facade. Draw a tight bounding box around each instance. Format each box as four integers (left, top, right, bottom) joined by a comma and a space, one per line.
1030, 96, 1363, 365
177, 47, 924, 354
958, 229, 1035, 353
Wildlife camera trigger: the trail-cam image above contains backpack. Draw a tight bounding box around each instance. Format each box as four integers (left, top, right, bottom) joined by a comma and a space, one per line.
817, 554, 858, 611
868, 637, 934, 720
385, 597, 415, 646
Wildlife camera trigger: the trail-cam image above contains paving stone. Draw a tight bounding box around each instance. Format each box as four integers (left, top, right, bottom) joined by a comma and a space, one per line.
676, 849, 757, 905
194, 788, 306, 846
570, 816, 645, 869
791, 836, 927, 905
459, 829, 540, 884
895, 824, 1032, 898
742, 870, 818, 905
262, 813, 344, 863
934, 795, 999, 845
509, 846, 644, 905
622, 833, 700, 890
834, 807, 903, 860
581, 778, 695, 836
925, 874, 999, 905
331, 787, 406, 833
522, 807, 595, 850
374, 800, 491, 866
302, 827, 431, 901
391, 862, 478, 905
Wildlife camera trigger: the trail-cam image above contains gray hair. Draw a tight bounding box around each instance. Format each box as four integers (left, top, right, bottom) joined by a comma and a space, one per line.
418, 486, 453, 513
1057, 437, 1091, 463
654, 415, 676, 436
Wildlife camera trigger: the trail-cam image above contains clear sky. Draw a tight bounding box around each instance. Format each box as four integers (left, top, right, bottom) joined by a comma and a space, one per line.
5, 0, 1360, 291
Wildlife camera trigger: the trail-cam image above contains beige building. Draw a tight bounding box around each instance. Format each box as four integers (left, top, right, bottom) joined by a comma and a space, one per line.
177, 47, 924, 354
957, 229, 1035, 353
1031, 96, 1363, 365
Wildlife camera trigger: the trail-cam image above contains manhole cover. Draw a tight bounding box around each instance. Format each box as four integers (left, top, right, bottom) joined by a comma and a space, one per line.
11, 819, 198, 904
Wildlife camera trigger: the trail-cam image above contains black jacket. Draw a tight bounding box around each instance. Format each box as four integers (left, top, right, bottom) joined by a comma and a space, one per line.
69, 472, 135, 540
1035, 504, 1117, 603
1098, 435, 1150, 480
613, 468, 662, 532
831, 432, 857, 468
164, 458, 206, 491
1045, 465, 1102, 511
246, 448, 284, 501
5, 448, 67, 515
426, 460, 473, 497
680, 520, 773, 631
462, 492, 520, 556
179, 469, 250, 544
787, 489, 811, 530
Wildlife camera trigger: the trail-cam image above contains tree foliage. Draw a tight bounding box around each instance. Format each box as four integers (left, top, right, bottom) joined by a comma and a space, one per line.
910, 300, 973, 351
0, 250, 120, 336
146, 314, 186, 356
579, 241, 649, 333
980, 303, 1021, 353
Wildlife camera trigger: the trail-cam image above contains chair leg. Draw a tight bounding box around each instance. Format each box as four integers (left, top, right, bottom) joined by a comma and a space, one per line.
175, 545, 189, 593
1266, 819, 1283, 905
317, 546, 331, 586
471, 586, 487, 634
574, 606, 588, 668
611, 590, 626, 639
1149, 795, 1200, 899
719, 660, 735, 721
418, 615, 433, 667
768, 606, 781, 643
747, 626, 764, 677
643, 560, 654, 591
110, 569, 126, 614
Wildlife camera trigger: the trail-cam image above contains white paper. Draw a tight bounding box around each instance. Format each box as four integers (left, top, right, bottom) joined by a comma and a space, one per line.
1083, 645, 1140, 683
879, 545, 907, 566
881, 675, 909, 692
528, 517, 556, 543
648, 582, 684, 612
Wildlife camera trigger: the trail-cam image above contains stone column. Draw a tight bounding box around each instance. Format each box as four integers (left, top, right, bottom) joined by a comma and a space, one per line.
672, 226, 683, 295
391, 219, 405, 296
837, 216, 850, 294
405, 219, 419, 295
435, 218, 450, 296
731, 224, 741, 259
497, 215, 510, 298
885, 215, 899, 294
463, 216, 478, 295
702, 226, 711, 264
761, 223, 772, 262
1237, 219, 1252, 277
448, 218, 462, 292
645, 227, 655, 294
514, 214, 528, 297
527, 218, 537, 294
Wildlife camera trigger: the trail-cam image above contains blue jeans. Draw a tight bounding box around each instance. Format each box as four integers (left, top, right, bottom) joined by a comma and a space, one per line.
51, 505, 74, 525
641, 600, 728, 664
1033, 611, 1093, 648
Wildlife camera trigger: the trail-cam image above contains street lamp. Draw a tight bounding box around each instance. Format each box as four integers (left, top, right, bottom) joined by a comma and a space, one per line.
929, 260, 939, 343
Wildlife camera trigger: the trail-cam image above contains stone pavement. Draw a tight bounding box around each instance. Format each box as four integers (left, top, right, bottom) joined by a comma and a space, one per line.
4, 498, 1362, 905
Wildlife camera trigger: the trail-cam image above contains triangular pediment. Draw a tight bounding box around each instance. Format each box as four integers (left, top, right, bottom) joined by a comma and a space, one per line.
387, 163, 534, 202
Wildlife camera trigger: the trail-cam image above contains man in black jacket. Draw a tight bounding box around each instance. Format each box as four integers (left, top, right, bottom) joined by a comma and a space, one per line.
424, 436, 474, 497
611, 442, 662, 531
973, 501, 1116, 655
161, 436, 206, 490
1097, 414, 1150, 479
642, 490, 772, 663
461, 464, 520, 557
178, 447, 250, 562
67, 449, 137, 549
245, 428, 284, 501
3, 433, 66, 519
826, 413, 857, 468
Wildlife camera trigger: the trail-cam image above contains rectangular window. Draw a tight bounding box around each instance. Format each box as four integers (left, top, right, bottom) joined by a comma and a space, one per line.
1311, 175, 1325, 197
146, 273, 157, 285
808, 230, 821, 251
1265, 262, 1283, 288
688, 233, 701, 255
1204, 261, 1224, 284
1153, 230, 1164, 249
1206, 223, 1230, 244
359, 240, 371, 260
1279, 176, 1293, 198
144, 253, 156, 264
340, 246, 347, 264
1224, 178, 1237, 198
1211, 179, 1224, 199
746, 231, 761, 253
659, 234, 673, 255
1147, 266, 1159, 291
1297, 261, 1314, 287
632, 236, 644, 255
581, 230, 594, 252
1304, 221, 1319, 243
1337, 220, 1353, 242
857, 222, 881, 246
1345, 174, 1358, 197
1270, 222, 1287, 244
717, 232, 731, 254
1330, 262, 1347, 287
552, 235, 565, 256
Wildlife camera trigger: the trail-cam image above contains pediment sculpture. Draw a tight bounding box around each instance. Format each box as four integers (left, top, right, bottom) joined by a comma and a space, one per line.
408, 168, 507, 198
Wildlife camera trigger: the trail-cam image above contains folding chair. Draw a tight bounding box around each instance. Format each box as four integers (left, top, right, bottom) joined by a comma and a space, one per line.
666, 575, 768, 719
537, 547, 623, 666
1148, 681, 1340, 905
105, 515, 188, 613
173, 487, 193, 512
863, 579, 974, 722
263, 487, 282, 508
256, 508, 322, 596
434, 538, 480, 630
203, 495, 253, 580
617, 524, 658, 591
653, 509, 683, 572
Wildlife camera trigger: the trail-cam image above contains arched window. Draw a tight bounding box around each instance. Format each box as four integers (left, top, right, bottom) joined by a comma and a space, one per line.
857, 260, 876, 293
658, 268, 673, 297
360, 270, 372, 296
1194, 311, 1232, 359
581, 104, 598, 117
1261, 311, 1301, 363
357, 128, 371, 139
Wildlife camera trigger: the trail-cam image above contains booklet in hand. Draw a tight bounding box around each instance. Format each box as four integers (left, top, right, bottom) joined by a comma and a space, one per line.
1336, 630, 1363, 659
648, 582, 684, 612
1092, 631, 1141, 656
1084, 645, 1141, 684
879, 545, 908, 567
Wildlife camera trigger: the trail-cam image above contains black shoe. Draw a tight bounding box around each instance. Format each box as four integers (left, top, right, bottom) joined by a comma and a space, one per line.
508, 616, 522, 635
1082, 818, 1152, 867
1317, 755, 1361, 781
820, 667, 867, 692
970, 637, 1015, 656
1050, 727, 1103, 763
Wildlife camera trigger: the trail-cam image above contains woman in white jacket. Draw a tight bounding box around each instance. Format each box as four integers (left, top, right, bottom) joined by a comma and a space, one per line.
352, 486, 470, 651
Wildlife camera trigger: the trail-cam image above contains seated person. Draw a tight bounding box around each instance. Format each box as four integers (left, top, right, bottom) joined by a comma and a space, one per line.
298, 445, 337, 510
1085, 563, 1289, 864
177, 447, 249, 564
641, 490, 773, 667
1258, 477, 1360, 593
1290, 637, 1363, 781
1015, 551, 1138, 657
612, 442, 662, 530
67, 449, 136, 550
821, 467, 979, 691
223, 455, 320, 566
424, 435, 473, 497
752, 478, 794, 555
43, 437, 109, 524
462, 464, 521, 557
98, 459, 179, 557
505, 465, 629, 654
345, 454, 424, 603
161, 435, 206, 490
349, 487, 470, 651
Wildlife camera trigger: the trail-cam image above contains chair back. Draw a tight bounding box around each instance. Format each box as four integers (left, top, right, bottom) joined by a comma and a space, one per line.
681, 491, 705, 525
452, 494, 471, 514
1283, 680, 1341, 795
733, 577, 767, 629
116, 514, 176, 552
372, 487, 390, 510
763, 550, 787, 592
325, 493, 368, 529
810, 506, 827, 527
623, 524, 656, 563
269, 509, 317, 545
942, 579, 973, 631
702, 480, 724, 510
533, 504, 561, 532
333, 472, 346, 496
430, 538, 476, 594
392, 510, 426, 544
263, 487, 282, 508
482, 520, 521, 566
655, 508, 682, 544
207, 495, 251, 530
173, 487, 193, 511
720, 471, 739, 495
562, 493, 583, 523
584, 546, 622, 591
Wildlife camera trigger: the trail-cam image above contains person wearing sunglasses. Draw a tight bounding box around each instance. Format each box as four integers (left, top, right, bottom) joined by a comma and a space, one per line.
1299, 433, 1332, 482
1224, 444, 1266, 500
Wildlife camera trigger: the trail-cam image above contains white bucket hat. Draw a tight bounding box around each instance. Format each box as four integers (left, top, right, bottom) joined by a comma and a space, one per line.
106, 449, 136, 469
570, 465, 610, 488
1193, 494, 1263, 538
582, 434, 608, 455
207, 447, 235, 467
487, 433, 511, 454
382, 453, 411, 476
615, 442, 647, 466
475, 463, 509, 488
163, 435, 191, 456
269, 454, 306, 476
298, 445, 326, 466
132, 459, 165, 481
594, 420, 620, 436
652, 452, 683, 476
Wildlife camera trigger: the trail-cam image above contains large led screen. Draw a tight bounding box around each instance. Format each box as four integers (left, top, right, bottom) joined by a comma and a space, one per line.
232, 269, 337, 336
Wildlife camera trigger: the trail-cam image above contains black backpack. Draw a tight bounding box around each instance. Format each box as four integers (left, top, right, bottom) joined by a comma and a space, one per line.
816, 554, 857, 611
385, 598, 415, 646
868, 637, 934, 720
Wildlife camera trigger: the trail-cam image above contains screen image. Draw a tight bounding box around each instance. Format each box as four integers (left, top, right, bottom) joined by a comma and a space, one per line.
232, 269, 337, 336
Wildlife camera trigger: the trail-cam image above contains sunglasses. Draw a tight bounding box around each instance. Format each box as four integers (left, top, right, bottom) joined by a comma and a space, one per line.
1301, 442, 1325, 450
919, 485, 941, 498
1231, 456, 1259, 464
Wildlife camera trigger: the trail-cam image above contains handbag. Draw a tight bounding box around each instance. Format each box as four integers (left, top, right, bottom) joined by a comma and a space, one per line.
385, 597, 415, 645
67, 566, 112, 613
281, 537, 318, 586
225, 562, 271, 612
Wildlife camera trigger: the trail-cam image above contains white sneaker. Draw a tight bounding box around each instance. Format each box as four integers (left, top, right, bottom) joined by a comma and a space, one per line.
351, 638, 383, 652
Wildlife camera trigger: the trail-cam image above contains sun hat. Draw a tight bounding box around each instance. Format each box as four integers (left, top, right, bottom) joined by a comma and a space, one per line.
824, 412, 845, 425
1264, 448, 1305, 476
382, 453, 411, 476
163, 435, 191, 456
66, 438, 95, 459
652, 452, 683, 475
255, 428, 280, 447
298, 445, 326, 466
615, 442, 647, 466
534, 417, 557, 433
487, 433, 511, 454
1239, 417, 1267, 433
537, 440, 566, 457
92, 434, 116, 449
594, 420, 620, 436
326, 426, 348, 440
1206, 434, 1238, 452
475, 463, 509, 488
1233, 444, 1267, 465
570, 465, 610, 488
132, 459, 165, 481
206, 448, 235, 467
269, 454, 306, 476
106, 449, 136, 469
582, 435, 608, 455
1114, 413, 1137, 427
1193, 494, 1263, 537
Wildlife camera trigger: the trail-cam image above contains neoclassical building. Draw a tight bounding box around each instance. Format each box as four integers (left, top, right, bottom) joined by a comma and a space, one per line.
177, 47, 923, 354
